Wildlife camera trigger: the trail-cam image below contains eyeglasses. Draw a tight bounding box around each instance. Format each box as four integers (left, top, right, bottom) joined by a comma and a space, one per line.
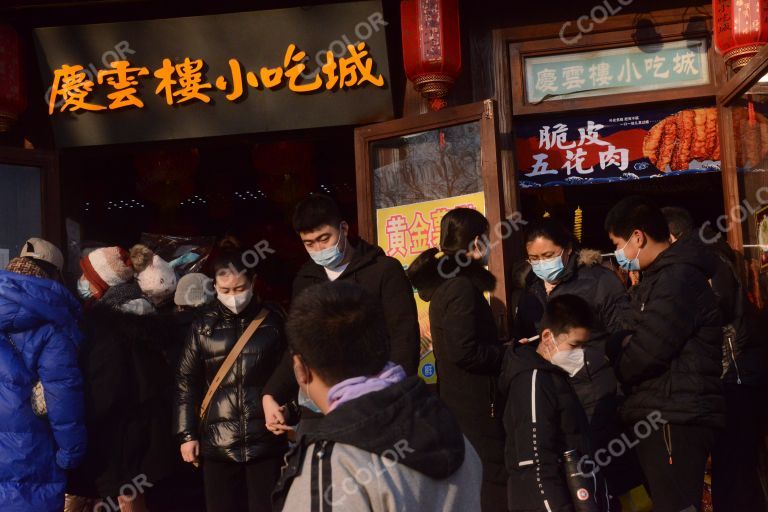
527, 250, 564, 264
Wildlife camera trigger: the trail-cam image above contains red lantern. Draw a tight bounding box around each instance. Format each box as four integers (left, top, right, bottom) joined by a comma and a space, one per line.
0, 24, 27, 132
714, 0, 768, 71
401, 0, 461, 111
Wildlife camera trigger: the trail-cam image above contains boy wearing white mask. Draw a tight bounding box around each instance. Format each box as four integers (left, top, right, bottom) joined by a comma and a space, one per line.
500, 294, 610, 512
174, 250, 290, 512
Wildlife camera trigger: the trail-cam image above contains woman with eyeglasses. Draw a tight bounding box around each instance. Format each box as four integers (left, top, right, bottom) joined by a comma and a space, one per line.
515, 218, 641, 506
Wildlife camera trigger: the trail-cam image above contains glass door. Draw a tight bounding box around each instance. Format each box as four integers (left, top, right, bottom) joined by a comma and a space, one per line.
354, 100, 509, 382
0, 148, 60, 269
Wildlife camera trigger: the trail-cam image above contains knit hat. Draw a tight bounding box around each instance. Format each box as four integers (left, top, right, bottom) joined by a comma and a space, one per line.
6, 257, 48, 279
131, 244, 177, 303
174, 272, 214, 307
20, 238, 64, 272
80, 246, 134, 299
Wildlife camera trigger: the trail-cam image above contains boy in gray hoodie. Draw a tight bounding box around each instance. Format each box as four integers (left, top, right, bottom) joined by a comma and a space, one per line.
271, 281, 482, 512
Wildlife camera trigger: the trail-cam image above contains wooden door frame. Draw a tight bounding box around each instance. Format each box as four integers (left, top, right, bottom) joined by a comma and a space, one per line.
354, 99, 511, 335
716, 43, 768, 253
491, 7, 719, 264
0, 147, 61, 248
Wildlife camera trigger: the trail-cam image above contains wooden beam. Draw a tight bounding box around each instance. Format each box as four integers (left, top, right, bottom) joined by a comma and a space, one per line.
717, 43, 768, 106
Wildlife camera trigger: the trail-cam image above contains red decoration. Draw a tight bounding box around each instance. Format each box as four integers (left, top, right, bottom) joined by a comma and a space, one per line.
0, 24, 27, 132
401, 0, 461, 111
714, 0, 768, 70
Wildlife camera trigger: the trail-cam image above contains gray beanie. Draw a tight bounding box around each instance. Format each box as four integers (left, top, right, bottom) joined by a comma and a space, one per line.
174, 273, 214, 307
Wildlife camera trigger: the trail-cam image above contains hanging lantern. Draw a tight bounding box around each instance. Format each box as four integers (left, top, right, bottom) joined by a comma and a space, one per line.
0, 24, 27, 132
714, 0, 768, 71
401, 0, 461, 111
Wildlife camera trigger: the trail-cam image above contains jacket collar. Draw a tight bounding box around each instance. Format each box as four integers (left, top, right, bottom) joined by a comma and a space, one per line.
413, 260, 496, 302
272, 378, 466, 509
199, 297, 262, 333
296, 238, 384, 282
529, 248, 602, 298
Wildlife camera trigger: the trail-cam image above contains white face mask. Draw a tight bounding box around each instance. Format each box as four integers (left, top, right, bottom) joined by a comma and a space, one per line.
551, 345, 586, 377
218, 288, 253, 314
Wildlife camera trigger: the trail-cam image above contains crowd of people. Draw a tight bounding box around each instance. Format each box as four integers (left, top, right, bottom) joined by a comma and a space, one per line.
0, 193, 765, 512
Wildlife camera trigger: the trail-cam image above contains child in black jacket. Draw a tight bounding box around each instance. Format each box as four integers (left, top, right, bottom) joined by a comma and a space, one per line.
500, 294, 609, 512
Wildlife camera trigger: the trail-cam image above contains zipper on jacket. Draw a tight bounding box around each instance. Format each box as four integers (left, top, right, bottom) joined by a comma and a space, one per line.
488, 378, 496, 418
238, 317, 246, 461
727, 333, 743, 384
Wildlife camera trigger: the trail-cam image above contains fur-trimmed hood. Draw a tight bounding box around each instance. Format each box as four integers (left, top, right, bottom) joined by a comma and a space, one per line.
576, 248, 602, 267
515, 248, 603, 290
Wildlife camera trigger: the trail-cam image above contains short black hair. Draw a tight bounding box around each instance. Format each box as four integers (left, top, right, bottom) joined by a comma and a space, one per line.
604, 196, 670, 242
661, 206, 694, 240
540, 294, 594, 337
212, 250, 256, 279
287, 281, 389, 384
292, 194, 343, 233
525, 218, 574, 249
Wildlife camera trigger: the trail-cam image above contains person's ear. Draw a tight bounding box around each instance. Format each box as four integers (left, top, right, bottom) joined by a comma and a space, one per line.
340, 221, 349, 237
637, 230, 649, 248
292, 354, 311, 386
541, 328, 555, 346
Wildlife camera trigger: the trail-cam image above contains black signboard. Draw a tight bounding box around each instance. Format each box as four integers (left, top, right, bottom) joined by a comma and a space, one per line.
34, 1, 393, 147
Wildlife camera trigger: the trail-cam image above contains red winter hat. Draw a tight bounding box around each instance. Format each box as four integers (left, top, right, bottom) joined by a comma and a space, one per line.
80, 246, 134, 299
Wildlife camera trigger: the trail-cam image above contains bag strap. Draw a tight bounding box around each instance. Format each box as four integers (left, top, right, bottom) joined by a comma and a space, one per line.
199, 308, 269, 420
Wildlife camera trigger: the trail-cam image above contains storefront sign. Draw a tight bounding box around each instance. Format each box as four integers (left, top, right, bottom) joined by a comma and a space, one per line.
376, 191, 485, 266
524, 39, 709, 103
515, 105, 721, 188
34, 1, 393, 147
47, 43, 384, 114
376, 191, 486, 384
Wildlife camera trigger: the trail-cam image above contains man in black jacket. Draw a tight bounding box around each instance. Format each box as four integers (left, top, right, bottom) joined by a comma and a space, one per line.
663, 206, 768, 512
291, 194, 420, 375
604, 196, 724, 512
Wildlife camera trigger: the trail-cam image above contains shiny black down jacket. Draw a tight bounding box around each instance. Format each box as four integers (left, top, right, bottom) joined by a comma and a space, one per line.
174, 300, 288, 463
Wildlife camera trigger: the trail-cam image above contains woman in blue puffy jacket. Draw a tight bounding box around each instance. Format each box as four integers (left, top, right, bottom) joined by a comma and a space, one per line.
0, 256, 87, 512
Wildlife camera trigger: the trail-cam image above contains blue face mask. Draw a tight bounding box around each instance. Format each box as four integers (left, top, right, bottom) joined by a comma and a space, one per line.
77, 278, 93, 300
530, 252, 565, 283
309, 226, 346, 269
615, 239, 641, 271
297, 387, 322, 414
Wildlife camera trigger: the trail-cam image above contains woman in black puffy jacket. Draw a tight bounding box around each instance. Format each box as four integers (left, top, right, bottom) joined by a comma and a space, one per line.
174, 250, 292, 512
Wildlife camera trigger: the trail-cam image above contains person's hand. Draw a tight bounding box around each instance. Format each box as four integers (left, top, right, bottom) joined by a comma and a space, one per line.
267, 422, 295, 436
263, 394, 286, 434
180, 440, 199, 464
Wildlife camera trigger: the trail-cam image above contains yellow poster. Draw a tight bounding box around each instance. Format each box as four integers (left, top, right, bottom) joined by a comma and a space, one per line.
376, 192, 486, 384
